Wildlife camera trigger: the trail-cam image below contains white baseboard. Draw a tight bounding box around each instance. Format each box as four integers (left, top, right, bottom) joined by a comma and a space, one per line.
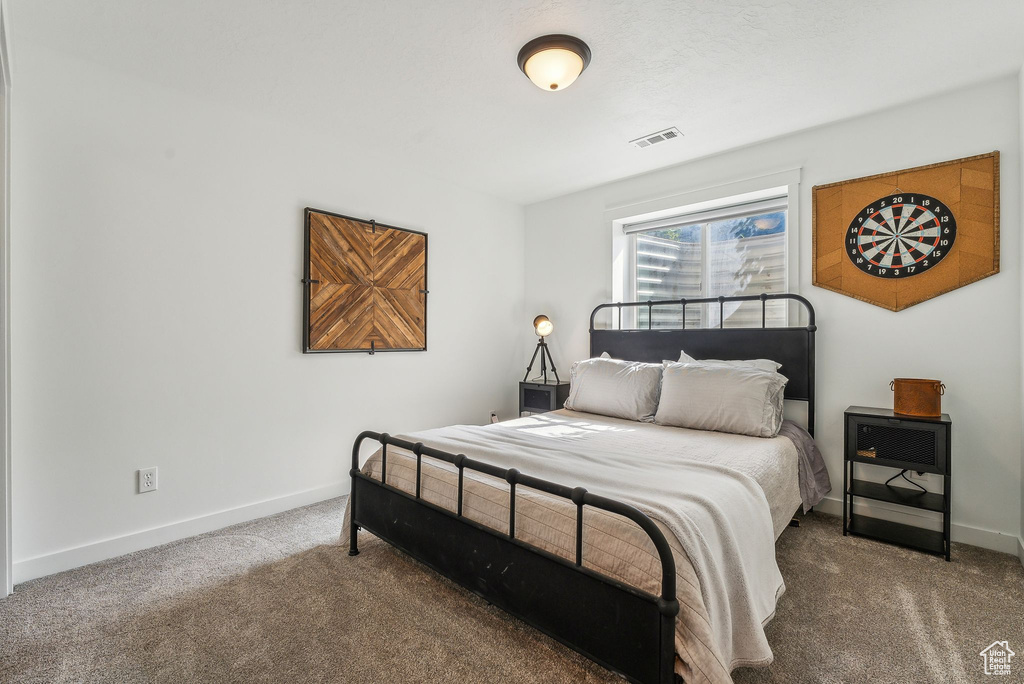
12, 482, 348, 585
11, 486, 1019, 584
813, 496, 1020, 556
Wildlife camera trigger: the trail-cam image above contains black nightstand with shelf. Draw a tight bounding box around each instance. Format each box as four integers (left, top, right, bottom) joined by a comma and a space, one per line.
519, 381, 569, 415
843, 405, 952, 561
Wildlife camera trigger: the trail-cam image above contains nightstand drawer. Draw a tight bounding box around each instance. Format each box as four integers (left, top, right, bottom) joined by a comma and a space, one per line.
846, 415, 947, 474
519, 381, 570, 414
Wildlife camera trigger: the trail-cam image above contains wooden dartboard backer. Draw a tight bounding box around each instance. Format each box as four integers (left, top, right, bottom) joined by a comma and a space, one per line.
303, 208, 427, 353
813, 152, 999, 311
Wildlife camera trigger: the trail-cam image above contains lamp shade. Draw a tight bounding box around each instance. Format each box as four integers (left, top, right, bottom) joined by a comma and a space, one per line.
517, 35, 591, 92
533, 315, 553, 337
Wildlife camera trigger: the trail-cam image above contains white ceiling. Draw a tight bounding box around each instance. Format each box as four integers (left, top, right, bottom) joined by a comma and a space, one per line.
11, 0, 1024, 205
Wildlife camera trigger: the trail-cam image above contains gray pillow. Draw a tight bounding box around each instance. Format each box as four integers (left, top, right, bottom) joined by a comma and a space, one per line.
655, 362, 788, 437
677, 350, 782, 373
564, 357, 662, 422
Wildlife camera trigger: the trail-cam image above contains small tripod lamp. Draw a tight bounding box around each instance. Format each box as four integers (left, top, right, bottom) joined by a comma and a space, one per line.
523, 315, 560, 384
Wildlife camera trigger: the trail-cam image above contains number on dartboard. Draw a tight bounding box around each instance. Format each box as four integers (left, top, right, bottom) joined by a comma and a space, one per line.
846, 193, 956, 279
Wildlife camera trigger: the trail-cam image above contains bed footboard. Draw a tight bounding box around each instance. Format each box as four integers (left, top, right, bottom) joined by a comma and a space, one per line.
348, 431, 679, 684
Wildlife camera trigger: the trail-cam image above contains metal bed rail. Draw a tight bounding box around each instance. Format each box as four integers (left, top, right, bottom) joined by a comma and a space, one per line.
349, 430, 678, 610
348, 430, 680, 683
590, 292, 816, 331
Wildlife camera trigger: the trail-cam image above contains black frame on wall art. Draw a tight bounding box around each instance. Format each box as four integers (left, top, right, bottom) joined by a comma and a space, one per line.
302, 207, 429, 355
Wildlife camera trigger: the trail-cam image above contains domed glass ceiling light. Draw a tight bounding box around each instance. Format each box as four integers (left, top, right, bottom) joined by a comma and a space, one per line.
517, 35, 592, 91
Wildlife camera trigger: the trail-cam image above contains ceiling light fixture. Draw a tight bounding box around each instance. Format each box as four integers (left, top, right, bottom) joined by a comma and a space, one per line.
517, 34, 591, 92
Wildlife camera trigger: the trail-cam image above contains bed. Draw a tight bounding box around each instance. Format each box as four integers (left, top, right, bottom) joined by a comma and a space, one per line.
343, 294, 821, 684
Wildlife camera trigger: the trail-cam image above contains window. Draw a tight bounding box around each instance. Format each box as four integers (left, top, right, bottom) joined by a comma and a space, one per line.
625, 194, 788, 328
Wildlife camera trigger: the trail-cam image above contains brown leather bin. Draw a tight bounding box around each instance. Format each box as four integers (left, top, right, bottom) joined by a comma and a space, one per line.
890, 378, 944, 417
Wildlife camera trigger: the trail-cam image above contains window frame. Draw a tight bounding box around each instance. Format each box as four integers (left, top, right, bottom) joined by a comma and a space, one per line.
626, 196, 789, 328
608, 170, 802, 330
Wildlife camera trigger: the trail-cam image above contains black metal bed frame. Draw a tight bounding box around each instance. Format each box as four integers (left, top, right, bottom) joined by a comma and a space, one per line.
348, 294, 816, 684
591, 293, 816, 435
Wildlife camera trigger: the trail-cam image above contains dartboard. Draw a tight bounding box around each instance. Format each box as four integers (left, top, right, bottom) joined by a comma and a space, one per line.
847, 193, 956, 278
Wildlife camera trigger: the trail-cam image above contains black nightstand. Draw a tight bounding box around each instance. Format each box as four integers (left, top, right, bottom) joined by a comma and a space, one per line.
519, 381, 569, 415
843, 406, 952, 561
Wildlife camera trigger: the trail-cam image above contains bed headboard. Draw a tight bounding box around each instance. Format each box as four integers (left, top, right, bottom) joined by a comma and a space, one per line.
589, 293, 816, 435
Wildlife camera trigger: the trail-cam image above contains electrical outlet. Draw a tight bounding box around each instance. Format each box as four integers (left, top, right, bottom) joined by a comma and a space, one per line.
907, 470, 928, 483
138, 467, 158, 493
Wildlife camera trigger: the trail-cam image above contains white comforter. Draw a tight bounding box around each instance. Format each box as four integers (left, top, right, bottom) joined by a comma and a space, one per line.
386, 409, 796, 671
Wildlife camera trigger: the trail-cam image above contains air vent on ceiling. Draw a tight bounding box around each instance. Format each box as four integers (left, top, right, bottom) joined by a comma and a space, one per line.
630, 127, 683, 149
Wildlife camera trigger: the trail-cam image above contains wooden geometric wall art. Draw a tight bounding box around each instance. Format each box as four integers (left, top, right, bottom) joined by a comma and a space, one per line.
303, 208, 427, 353
812, 151, 999, 311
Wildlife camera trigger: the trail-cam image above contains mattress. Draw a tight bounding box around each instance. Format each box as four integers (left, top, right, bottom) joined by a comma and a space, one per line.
342, 409, 806, 684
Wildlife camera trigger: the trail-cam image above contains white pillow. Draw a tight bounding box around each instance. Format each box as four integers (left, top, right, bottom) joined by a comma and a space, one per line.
655, 362, 788, 437
677, 350, 782, 373
676, 352, 787, 427
564, 357, 662, 422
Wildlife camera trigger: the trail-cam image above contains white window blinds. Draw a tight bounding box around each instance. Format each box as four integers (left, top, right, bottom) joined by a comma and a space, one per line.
627, 195, 789, 329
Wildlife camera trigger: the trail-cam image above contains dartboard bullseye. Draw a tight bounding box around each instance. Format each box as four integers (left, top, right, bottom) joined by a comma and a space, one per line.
847, 193, 956, 278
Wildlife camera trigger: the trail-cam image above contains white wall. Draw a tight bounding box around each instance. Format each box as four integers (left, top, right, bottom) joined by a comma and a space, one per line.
0, 0, 9, 597
525, 75, 1023, 552
10, 43, 526, 580
1019, 66, 1024, 564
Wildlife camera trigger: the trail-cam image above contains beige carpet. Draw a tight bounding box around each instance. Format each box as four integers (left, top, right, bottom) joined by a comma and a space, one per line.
1, 498, 1021, 683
